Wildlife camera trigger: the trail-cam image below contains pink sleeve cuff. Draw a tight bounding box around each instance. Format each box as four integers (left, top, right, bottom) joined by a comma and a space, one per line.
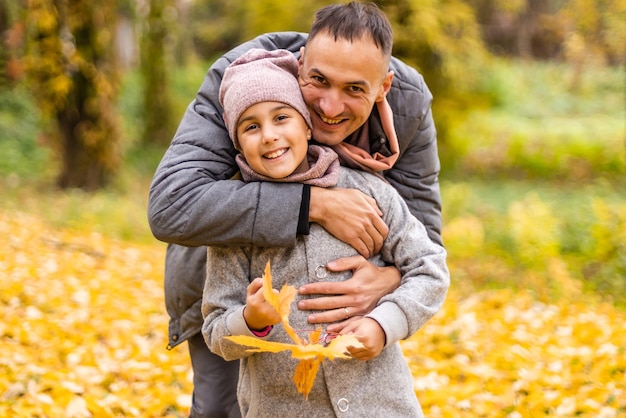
249, 325, 273, 337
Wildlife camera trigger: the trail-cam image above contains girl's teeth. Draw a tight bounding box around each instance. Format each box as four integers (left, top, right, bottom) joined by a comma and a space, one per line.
265, 148, 287, 159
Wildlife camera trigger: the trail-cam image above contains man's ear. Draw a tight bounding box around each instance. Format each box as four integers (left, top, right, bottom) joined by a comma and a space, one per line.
376, 71, 394, 102
298, 46, 305, 70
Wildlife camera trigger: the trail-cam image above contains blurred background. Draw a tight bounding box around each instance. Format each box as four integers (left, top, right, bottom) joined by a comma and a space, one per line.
1, 0, 623, 302
0, 0, 625, 416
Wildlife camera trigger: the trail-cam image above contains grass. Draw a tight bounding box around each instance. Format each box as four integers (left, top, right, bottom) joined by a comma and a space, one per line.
441, 58, 625, 181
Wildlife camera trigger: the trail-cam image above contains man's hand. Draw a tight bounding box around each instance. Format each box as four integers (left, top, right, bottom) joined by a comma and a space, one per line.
297, 256, 401, 332
309, 187, 388, 258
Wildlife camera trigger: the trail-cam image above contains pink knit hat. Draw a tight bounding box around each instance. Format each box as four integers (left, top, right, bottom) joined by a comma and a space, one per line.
219, 48, 312, 150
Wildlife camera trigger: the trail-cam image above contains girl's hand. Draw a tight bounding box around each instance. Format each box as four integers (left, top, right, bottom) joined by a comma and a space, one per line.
341, 317, 385, 360
243, 277, 280, 331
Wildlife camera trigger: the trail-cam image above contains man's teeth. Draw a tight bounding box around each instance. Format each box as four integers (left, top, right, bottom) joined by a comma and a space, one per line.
321, 115, 342, 125
264, 148, 287, 159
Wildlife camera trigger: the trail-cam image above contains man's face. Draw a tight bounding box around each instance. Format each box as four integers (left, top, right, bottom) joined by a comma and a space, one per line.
298, 32, 393, 146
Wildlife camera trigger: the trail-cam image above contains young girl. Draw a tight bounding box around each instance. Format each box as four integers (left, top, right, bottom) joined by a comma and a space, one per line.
201, 48, 449, 417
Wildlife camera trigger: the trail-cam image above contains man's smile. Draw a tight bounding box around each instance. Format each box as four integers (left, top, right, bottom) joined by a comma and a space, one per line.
320, 115, 345, 125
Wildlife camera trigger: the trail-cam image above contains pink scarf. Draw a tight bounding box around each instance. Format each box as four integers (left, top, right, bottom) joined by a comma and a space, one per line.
331, 98, 399, 173
236, 144, 340, 187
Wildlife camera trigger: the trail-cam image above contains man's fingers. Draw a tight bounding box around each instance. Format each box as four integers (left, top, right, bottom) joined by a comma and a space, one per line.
304, 309, 342, 324
354, 237, 373, 259
354, 217, 386, 257
325, 255, 366, 272
306, 310, 363, 325
297, 293, 352, 311
370, 216, 388, 254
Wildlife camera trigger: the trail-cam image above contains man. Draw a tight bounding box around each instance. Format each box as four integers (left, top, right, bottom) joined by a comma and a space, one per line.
148, 3, 442, 417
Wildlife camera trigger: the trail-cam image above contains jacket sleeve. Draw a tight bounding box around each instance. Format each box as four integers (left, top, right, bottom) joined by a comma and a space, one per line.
201, 246, 273, 361
147, 33, 308, 247
363, 174, 450, 347
384, 57, 443, 246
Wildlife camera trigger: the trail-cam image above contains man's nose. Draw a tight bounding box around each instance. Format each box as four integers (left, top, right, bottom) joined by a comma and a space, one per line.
318, 89, 344, 118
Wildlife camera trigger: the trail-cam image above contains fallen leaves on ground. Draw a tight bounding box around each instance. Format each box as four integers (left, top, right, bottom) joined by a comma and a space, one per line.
0, 210, 624, 417
0, 211, 191, 417
403, 290, 626, 417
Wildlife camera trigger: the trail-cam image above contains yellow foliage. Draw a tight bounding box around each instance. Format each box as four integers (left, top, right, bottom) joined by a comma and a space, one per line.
509, 192, 561, 265
293, 357, 321, 398
1, 210, 624, 416
0, 210, 191, 416
442, 215, 485, 258
404, 290, 626, 416
591, 198, 626, 261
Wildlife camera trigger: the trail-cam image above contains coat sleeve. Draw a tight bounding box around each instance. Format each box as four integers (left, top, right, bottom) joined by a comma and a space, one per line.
147, 33, 308, 248
363, 174, 449, 347
384, 57, 443, 246
201, 246, 272, 361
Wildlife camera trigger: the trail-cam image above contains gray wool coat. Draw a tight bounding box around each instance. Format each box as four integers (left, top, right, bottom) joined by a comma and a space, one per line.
148, 31, 443, 349
202, 167, 449, 418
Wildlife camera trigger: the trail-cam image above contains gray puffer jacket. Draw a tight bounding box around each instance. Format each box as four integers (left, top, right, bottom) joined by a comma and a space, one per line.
148, 32, 442, 349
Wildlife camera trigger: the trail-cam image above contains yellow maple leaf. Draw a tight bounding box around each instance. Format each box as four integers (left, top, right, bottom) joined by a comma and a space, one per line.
224, 333, 361, 360
261, 261, 302, 344
225, 260, 364, 398
293, 357, 320, 399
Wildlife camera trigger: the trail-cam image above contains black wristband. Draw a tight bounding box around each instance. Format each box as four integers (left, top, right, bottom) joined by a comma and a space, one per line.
297, 185, 311, 236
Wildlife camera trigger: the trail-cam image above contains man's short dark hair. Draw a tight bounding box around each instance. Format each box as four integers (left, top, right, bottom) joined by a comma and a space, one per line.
307, 2, 393, 58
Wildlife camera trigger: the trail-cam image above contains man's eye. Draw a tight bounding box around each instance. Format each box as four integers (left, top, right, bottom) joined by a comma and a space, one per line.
312, 75, 326, 84
348, 85, 365, 94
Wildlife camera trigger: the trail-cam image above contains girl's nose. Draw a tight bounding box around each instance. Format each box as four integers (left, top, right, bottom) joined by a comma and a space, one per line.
261, 126, 279, 143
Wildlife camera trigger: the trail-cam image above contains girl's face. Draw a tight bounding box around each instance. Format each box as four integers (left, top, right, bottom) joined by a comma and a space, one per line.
236, 102, 311, 179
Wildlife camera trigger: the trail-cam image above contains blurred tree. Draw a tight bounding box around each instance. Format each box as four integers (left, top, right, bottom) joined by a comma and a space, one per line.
467, 0, 564, 59
0, 0, 26, 87
188, 0, 245, 57
561, 0, 626, 67
379, 0, 489, 142
139, 0, 175, 146
189, 0, 325, 59
24, 0, 122, 191
237, 0, 322, 40
466, 0, 626, 64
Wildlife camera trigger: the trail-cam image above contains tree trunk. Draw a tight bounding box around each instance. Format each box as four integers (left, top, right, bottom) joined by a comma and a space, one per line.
140, 0, 174, 146
55, 74, 110, 190
26, 0, 121, 191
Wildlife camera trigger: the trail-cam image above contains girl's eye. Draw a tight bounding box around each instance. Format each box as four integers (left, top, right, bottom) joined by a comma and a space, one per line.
243, 123, 259, 132
276, 114, 289, 121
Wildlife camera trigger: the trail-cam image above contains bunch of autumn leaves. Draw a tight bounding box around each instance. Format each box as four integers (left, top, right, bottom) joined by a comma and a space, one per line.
225, 261, 363, 399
